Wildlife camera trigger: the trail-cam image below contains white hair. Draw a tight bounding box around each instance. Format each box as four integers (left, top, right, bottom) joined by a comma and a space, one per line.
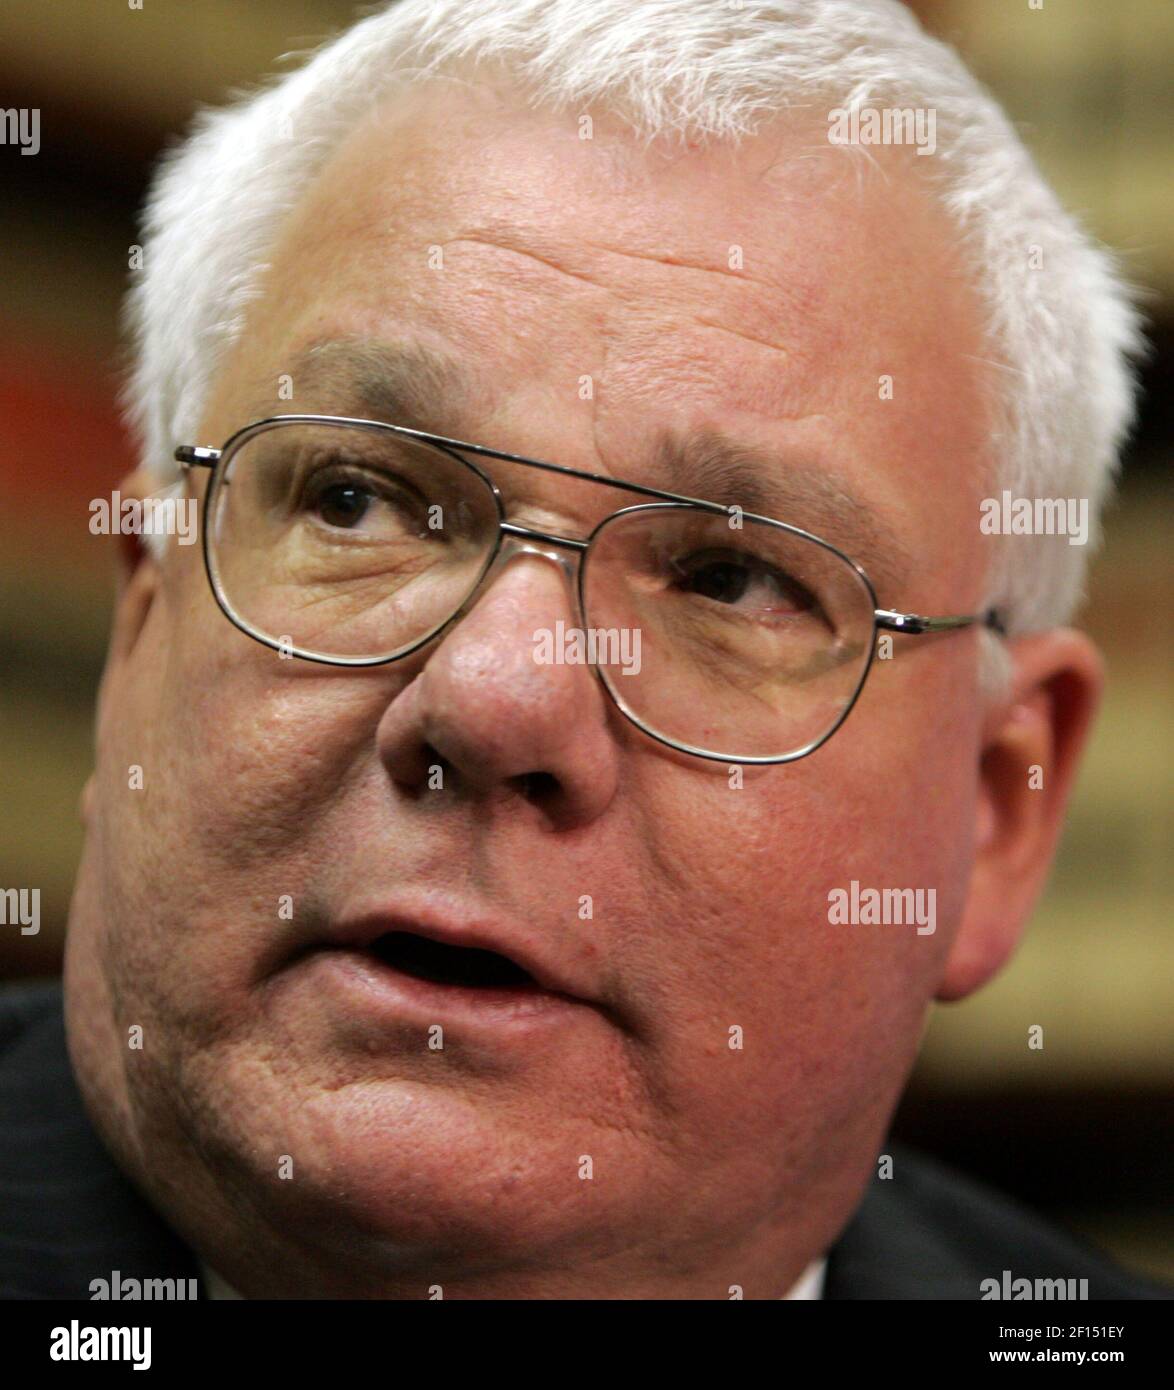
124, 0, 1144, 689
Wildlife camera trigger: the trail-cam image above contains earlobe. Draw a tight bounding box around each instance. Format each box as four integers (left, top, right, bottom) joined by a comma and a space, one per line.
936, 630, 1103, 1002
111, 554, 160, 663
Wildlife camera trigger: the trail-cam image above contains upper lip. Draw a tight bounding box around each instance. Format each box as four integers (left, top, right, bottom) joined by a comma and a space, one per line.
323, 904, 589, 1003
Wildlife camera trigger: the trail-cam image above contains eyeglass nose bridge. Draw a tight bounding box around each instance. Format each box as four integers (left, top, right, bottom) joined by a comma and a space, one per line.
498, 520, 588, 565
449, 520, 590, 630
493, 521, 588, 582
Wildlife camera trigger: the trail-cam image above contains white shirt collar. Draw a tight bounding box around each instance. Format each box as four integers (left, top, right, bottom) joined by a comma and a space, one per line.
783, 1258, 826, 1300
200, 1260, 243, 1300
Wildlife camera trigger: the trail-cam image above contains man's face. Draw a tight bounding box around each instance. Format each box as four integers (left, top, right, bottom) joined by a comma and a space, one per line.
67, 77, 993, 1296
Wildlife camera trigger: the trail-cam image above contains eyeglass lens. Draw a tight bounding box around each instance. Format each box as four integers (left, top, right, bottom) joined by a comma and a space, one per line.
206, 420, 877, 760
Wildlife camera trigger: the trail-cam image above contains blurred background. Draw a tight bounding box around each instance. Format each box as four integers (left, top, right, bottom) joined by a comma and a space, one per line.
0, 0, 1170, 1281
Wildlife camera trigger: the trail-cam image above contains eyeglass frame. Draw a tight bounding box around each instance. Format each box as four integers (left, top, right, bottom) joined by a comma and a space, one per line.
176, 412, 1006, 766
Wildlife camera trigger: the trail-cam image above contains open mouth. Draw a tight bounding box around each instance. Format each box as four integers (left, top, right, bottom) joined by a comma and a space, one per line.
368, 931, 539, 991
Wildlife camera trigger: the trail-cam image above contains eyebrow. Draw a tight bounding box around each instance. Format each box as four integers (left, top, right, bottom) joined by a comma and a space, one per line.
252, 337, 478, 435
255, 338, 912, 597
648, 428, 914, 596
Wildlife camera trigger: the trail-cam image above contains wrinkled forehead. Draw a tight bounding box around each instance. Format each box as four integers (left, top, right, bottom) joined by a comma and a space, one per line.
247, 77, 978, 360
201, 79, 993, 601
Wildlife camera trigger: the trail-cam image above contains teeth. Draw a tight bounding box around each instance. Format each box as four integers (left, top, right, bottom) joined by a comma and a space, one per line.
370, 932, 536, 989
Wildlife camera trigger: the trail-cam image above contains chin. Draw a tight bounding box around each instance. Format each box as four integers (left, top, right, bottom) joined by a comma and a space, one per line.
185, 1076, 623, 1276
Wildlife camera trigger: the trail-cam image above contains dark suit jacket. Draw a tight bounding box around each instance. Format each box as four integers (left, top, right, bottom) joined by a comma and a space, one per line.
0, 980, 1166, 1299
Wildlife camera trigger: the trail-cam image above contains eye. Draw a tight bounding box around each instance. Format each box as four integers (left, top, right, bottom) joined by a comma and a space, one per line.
671, 548, 815, 617
315, 481, 372, 529
298, 461, 428, 539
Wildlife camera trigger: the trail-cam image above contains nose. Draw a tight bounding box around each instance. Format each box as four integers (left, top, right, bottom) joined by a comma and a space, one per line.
375, 532, 621, 829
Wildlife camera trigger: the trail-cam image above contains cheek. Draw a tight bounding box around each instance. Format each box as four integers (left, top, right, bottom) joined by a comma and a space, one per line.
87, 600, 396, 1015
159, 593, 404, 870
612, 665, 977, 1131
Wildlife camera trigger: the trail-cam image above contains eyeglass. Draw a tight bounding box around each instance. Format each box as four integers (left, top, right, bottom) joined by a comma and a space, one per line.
176, 414, 1003, 765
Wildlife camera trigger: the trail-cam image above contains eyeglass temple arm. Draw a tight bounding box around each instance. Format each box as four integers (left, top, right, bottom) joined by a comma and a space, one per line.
876, 608, 1006, 636
175, 446, 220, 468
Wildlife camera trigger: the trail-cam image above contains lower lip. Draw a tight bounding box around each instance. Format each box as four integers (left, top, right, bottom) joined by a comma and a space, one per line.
297, 947, 590, 1031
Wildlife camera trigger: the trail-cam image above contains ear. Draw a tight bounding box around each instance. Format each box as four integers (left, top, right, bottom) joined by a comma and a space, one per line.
936, 629, 1103, 1001
106, 468, 165, 665
81, 470, 165, 827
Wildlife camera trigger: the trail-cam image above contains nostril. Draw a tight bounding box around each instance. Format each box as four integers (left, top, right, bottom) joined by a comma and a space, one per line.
421, 743, 448, 783
388, 741, 450, 800
517, 770, 559, 803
